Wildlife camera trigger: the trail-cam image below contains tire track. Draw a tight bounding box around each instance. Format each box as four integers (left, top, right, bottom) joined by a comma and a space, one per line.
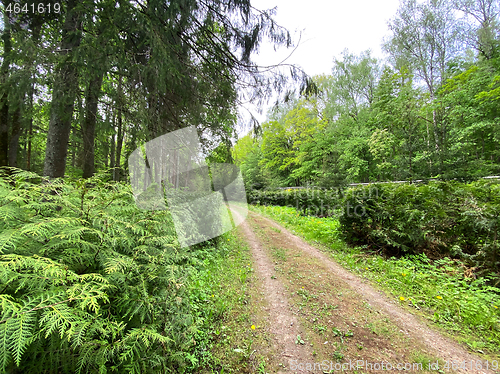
251, 212, 494, 374
237, 218, 317, 373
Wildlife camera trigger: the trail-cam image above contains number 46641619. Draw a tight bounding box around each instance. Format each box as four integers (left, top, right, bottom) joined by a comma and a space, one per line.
5, 3, 61, 13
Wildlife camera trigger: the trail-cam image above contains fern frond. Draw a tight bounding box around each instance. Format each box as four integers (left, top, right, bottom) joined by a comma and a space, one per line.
67, 281, 110, 313
0, 320, 13, 370
38, 302, 79, 340
8, 308, 36, 365
104, 255, 136, 275
0, 229, 23, 253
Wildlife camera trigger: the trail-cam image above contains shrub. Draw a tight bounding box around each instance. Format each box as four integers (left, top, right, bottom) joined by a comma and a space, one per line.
0, 169, 226, 374
248, 181, 500, 278
247, 188, 345, 217
339, 181, 500, 278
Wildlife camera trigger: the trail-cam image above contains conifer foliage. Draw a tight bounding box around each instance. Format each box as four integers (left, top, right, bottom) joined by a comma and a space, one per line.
0, 168, 214, 373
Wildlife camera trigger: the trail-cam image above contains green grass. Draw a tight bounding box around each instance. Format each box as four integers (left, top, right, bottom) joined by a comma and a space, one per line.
192, 231, 277, 373
188, 232, 255, 372
251, 204, 500, 357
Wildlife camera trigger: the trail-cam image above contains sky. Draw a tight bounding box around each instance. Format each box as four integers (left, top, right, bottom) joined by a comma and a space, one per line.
238, 0, 402, 134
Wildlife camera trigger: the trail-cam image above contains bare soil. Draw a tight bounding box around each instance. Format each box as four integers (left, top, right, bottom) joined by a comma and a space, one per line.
235, 211, 495, 374
238, 215, 314, 373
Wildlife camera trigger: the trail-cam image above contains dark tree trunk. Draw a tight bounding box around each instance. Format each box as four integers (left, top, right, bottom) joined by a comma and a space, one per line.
114, 107, 123, 182
147, 92, 158, 139
27, 118, 32, 171
76, 94, 84, 169
110, 135, 115, 175
8, 13, 43, 170
26, 82, 35, 171
109, 105, 116, 174
23, 132, 27, 164
82, 72, 104, 178
0, 12, 12, 167
26, 19, 42, 171
102, 107, 112, 169
114, 79, 123, 181
9, 104, 21, 167
43, 0, 82, 178
71, 140, 76, 167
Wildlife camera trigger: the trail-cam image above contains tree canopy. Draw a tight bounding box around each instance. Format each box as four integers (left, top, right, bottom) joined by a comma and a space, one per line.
0, 0, 313, 178
235, 0, 500, 188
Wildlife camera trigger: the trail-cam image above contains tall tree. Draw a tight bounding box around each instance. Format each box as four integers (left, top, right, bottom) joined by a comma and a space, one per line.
8, 97, 21, 167
386, 0, 461, 96
114, 76, 124, 182
261, 98, 326, 186
385, 0, 462, 171
43, 0, 83, 177
324, 50, 380, 122
82, 72, 104, 178
454, 0, 500, 60
1, 1, 49, 170
0, 7, 12, 167
81, 2, 111, 179
40, 0, 312, 178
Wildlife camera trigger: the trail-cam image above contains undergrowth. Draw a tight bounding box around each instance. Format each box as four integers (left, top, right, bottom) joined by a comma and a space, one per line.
252, 204, 500, 357
249, 181, 500, 278
0, 168, 245, 373
195, 234, 275, 374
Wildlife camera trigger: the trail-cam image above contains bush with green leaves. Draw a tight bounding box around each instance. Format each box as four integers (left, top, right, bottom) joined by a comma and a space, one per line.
247, 188, 346, 216
249, 181, 500, 278
0, 169, 229, 374
339, 181, 500, 278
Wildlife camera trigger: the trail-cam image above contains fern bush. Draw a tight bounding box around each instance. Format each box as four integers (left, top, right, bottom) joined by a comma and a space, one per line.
0, 169, 223, 373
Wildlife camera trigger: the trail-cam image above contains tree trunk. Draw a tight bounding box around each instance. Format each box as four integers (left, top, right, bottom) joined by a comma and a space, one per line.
408, 122, 413, 181
27, 117, 33, 171
26, 79, 36, 171
25, 19, 42, 171
147, 92, 157, 139
43, 0, 82, 178
109, 105, 116, 174
82, 72, 104, 178
425, 118, 432, 175
8, 14, 43, 170
71, 140, 76, 167
103, 139, 108, 169
114, 113, 123, 181
103, 108, 112, 169
23, 132, 27, 165
0, 11, 12, 167
114, 78, 124, 181
110, 134, 115, 175
8, 104, 21, 167
432, 108, 441, 174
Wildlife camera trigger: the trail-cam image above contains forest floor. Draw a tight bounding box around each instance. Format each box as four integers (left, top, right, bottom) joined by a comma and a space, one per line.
214, 211, 497, 374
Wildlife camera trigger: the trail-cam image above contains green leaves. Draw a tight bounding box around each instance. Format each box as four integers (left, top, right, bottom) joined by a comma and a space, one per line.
6, 309, 35, 366
339, 181, 500, 280
259, 98, 327, 187
0, 171, 228, 373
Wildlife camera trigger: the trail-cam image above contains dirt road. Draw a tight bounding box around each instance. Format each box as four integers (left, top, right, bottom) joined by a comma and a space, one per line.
236, 211, 494, 374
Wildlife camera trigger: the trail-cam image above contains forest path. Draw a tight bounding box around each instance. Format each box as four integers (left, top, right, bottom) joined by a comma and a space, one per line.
236, 211, 493, 374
